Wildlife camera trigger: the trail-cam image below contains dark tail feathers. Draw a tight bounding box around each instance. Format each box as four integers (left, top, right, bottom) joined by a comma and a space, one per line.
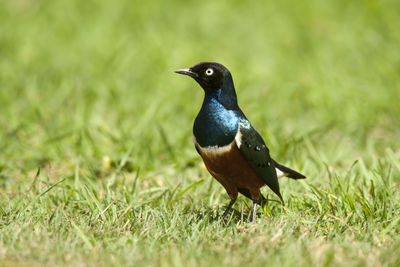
273, 160, 306, 179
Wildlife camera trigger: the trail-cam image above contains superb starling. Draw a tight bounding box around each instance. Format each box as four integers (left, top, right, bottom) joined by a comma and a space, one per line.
175, 62, 305, 221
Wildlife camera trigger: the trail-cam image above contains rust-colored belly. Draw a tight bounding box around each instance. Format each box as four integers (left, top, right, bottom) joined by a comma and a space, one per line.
197, 141, 266, 200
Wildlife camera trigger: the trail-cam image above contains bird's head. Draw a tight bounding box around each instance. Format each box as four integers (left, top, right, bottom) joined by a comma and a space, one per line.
175, 62, 230, 91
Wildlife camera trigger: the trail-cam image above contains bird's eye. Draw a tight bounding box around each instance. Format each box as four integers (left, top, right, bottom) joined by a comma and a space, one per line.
205, 68, 214, 76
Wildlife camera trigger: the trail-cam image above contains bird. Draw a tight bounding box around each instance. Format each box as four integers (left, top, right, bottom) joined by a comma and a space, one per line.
175, 62, 305, 222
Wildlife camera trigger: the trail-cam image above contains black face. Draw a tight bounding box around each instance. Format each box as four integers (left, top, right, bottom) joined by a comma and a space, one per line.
175, 62, 228, 90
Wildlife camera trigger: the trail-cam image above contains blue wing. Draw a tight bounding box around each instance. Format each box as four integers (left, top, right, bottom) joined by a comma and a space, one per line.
236, 119, 283, 202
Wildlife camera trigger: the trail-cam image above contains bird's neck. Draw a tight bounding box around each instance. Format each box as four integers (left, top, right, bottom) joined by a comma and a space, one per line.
204, 73, 238, 110
194, 78, 242, 147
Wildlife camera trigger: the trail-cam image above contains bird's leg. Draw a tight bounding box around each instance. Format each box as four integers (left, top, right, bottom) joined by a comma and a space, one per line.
251, 200, 257, 222
222, 198, 237, 219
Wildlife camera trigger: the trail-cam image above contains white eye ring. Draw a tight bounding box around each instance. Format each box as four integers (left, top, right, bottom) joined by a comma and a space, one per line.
205, 68, 214, 76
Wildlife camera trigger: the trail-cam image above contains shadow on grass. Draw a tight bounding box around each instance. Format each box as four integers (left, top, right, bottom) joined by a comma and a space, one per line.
183, 206, 254, 225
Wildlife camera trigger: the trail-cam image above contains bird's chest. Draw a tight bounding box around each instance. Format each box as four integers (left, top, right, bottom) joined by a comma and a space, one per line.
193, 100, 239, 147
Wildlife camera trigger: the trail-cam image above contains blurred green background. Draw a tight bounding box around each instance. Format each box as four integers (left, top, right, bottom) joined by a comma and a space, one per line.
0, 0, 399, 266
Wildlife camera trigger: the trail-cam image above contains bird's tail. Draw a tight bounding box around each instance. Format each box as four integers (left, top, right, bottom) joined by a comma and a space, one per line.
273, 160, 306, 180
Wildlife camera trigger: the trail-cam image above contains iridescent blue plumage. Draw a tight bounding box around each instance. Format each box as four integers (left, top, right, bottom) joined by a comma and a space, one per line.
194, 88, 242, 147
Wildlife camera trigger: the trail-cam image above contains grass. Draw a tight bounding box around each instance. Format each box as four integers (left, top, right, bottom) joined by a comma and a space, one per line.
1, 0, 400, 266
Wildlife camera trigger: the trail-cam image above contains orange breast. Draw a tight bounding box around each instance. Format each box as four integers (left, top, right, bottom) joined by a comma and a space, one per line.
197, 141, 266, 200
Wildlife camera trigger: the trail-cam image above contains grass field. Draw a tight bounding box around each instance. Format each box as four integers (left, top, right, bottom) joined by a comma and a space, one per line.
1, 0, 400, 266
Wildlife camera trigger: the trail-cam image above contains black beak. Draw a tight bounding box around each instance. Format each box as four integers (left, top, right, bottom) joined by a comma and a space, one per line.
174, 68, 198, 78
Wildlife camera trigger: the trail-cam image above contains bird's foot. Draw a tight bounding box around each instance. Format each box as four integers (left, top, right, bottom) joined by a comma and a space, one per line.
251, 200, 257, 222
222, 198, 237, 219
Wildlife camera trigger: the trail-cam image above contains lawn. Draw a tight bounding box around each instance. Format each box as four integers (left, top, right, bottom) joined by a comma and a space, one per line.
1, 0, 400, 266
